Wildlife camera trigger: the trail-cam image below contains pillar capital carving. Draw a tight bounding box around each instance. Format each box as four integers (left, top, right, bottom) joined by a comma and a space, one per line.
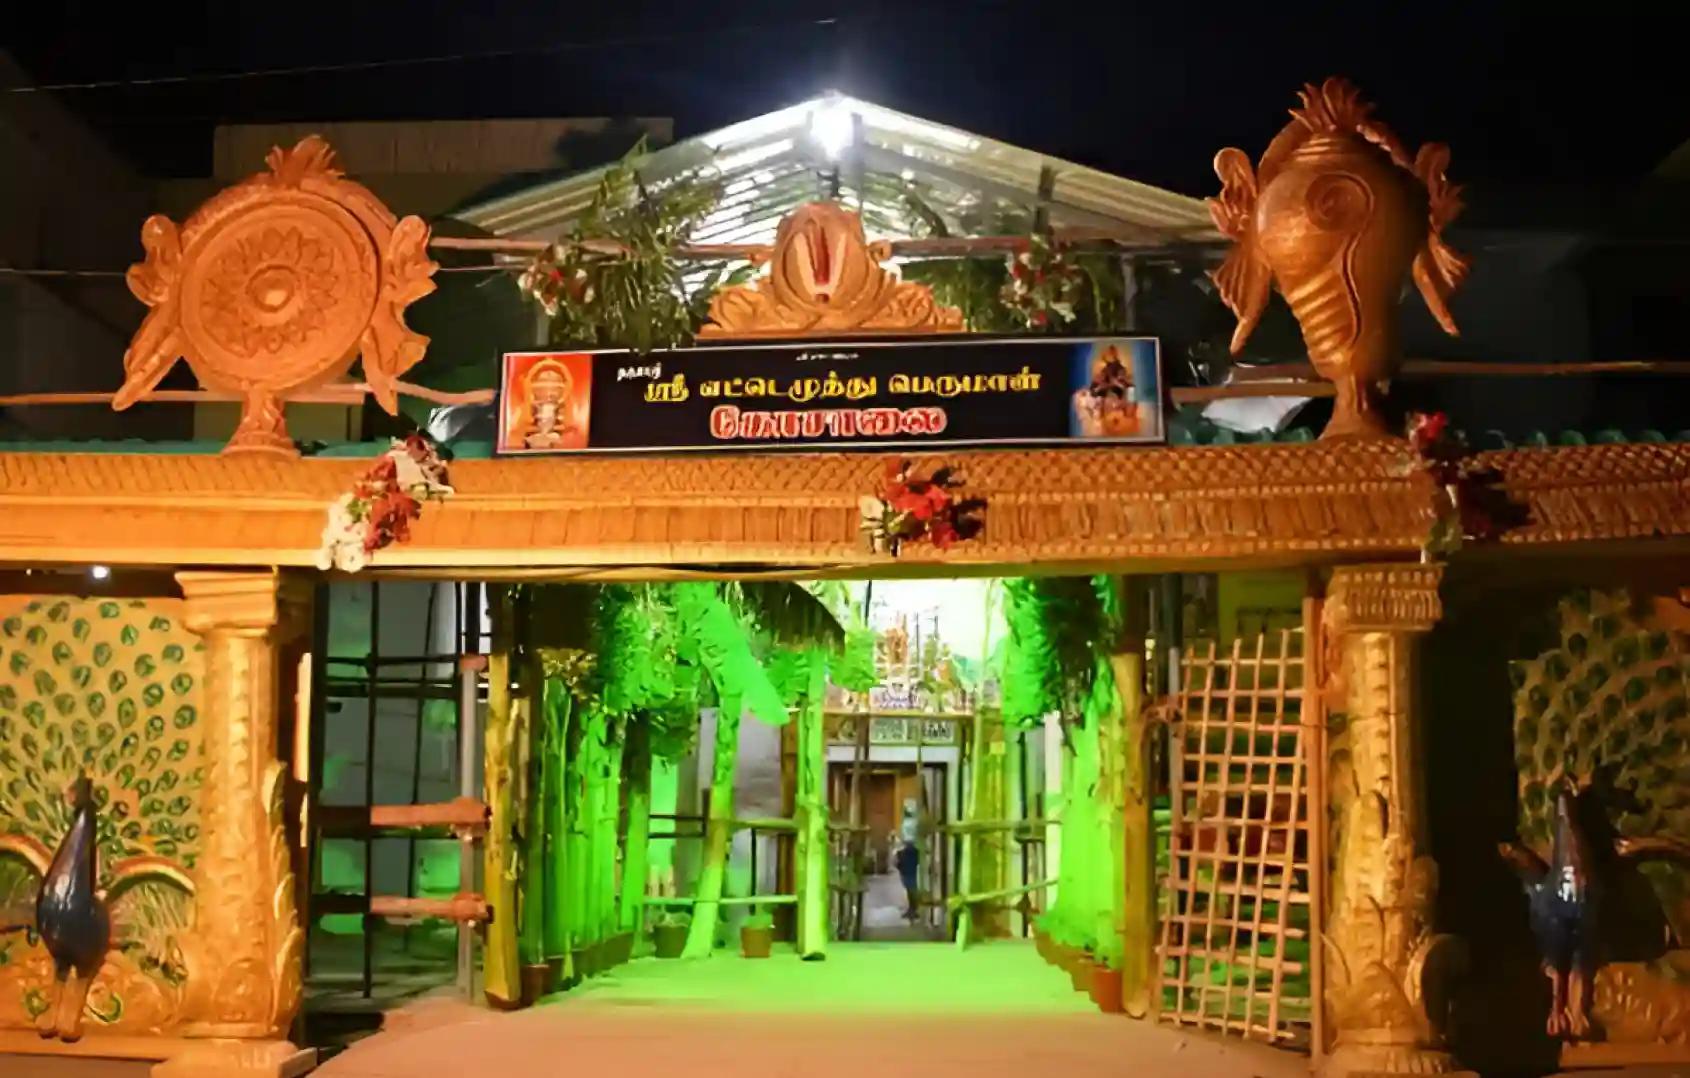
178, 570, 283, 633
1325, 563, 1443, 635
176, 570, 309, 637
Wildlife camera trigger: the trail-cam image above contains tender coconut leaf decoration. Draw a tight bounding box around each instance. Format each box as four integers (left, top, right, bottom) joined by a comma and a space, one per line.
1000, 576, 1120, 725
831, 625, 880, 695
516, 139, 749, 353
730, 582, 846, 653
672, 583, 789, 726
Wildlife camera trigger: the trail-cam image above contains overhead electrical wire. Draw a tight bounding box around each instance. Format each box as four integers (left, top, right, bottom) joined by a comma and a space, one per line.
4, 15, 841, 94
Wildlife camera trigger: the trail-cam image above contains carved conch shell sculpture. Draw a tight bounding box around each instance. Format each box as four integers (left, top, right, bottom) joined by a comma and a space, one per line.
1209, 78, 1469, 439
116, 136, 438, 456
700, 202, 962, 337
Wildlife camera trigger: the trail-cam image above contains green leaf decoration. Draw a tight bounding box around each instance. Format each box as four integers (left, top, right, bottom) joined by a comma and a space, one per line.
52, 694, 76, 717
162, 644, 185, 664
0, 685, 15, 709
120, 626, 139, 647
87, 693, 106, 718
8, 652, 28, 675
98, 602, 121, 619
170, 673, 193, 697
149, 616, 172, 633
172, 705, 195, 729
134, 655, 156, 677
51, 642, 73, 665
25, 626, 46, 646
93, 643, 113, 668
72, 618, 90, 642
46, 602, 69, 623
1, 617, 20, 638
108, 670, 128, 693
33, 670, 56, 696
117, 699, 136, 726
142, 684, 165, 707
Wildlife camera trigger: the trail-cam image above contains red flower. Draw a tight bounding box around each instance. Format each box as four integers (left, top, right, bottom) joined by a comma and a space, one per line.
402, 433, 434, 463
928, 518, 959, 549
1407, 412, 1449, 454
890, 488, 934, 521
368, 455, 399, 484
363, 491, 422, 553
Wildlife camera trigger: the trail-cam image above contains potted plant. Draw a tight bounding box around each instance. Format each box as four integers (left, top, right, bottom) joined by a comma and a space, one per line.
1088, 959, 1124, 1014
570, 939, 599, 980
1069, 950, 1094, 993
740, 911, 774, 959
605, 930, 635, 967
653, 913, 688, 959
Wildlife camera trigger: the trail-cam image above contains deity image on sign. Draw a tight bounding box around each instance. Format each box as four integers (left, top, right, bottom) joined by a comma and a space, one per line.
1070, 340, 1160, 440
498, 353, 593, 453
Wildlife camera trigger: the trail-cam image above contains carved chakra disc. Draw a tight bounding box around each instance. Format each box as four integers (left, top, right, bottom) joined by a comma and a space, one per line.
178, 201, 378, 395
117, 136, 437, 456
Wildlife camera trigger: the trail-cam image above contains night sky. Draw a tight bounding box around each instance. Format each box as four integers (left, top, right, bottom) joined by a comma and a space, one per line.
3, 0, 1685, 200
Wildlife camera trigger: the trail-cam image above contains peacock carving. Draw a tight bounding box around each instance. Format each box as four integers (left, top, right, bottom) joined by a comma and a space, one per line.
0, 597, 205, 1038
1503, 589, 1690, 1042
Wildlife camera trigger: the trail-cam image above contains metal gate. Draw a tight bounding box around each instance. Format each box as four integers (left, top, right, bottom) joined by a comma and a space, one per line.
1157, 618, 1320, 1049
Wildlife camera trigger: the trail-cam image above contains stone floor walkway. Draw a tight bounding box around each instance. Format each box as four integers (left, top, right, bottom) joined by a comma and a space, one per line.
317, 942, 1308, 1078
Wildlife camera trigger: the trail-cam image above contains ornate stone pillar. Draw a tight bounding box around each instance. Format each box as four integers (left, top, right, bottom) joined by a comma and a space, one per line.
155, 571, 311, 1078
1321, 564, 1465, 1076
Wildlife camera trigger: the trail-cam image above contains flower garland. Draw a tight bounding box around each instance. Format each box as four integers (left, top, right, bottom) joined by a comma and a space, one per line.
860, 459, 986, 555
517, 248, 593, 319
316, 434, 454, 572
1001, 233, 1085, 330
1406, 412, 1529, 557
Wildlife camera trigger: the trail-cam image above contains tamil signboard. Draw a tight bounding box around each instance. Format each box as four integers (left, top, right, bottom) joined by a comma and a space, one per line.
494, 336, 1161, 455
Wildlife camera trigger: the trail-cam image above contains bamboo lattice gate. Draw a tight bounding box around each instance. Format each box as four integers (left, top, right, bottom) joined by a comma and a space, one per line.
1157, 621, 1321, 1050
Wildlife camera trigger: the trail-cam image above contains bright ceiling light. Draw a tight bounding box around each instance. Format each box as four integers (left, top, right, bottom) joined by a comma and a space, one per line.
90, 565, 111, 581
809, 101, 856, 161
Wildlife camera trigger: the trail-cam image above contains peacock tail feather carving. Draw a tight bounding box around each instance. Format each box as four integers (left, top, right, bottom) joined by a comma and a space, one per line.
0, 597, 205, 989
1510, 589, 1690, 935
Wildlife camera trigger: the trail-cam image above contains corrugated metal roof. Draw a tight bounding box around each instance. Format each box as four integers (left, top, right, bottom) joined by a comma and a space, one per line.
453, 93, 1219, 248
